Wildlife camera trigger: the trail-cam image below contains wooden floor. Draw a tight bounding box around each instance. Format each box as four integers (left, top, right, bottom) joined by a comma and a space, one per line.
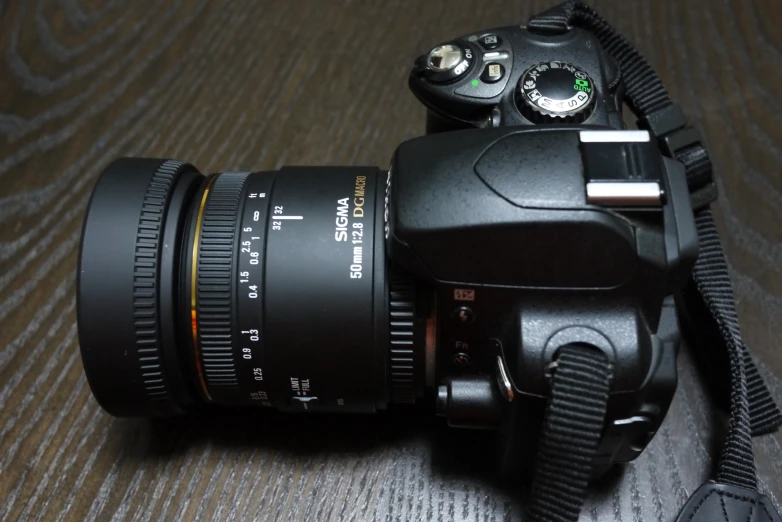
1, 1, 781, 520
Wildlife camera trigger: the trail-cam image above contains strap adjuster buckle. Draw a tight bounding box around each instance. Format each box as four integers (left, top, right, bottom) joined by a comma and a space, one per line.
638, 104, 718, 211
662, 127, 718, 211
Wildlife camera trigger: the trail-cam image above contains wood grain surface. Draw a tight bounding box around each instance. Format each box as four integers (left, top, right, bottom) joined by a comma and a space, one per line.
1, 1, 781, 520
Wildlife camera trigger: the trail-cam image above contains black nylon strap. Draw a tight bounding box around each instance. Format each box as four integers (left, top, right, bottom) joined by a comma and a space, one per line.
745, 345, 782, 436
527, 345, 612, 522
527, 0, 671, 116
528, 0, 782, 441
525, 1, 782, 520
530, 1, 719, 211
690, 210, 757, 489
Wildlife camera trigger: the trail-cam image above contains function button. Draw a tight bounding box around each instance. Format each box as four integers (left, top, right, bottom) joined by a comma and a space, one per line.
453, 353, 472, 367
481, 62, 505, 83
479, 34, 502, 50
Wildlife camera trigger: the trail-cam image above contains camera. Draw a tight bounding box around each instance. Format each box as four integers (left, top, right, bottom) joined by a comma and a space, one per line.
77, 24, 697, 478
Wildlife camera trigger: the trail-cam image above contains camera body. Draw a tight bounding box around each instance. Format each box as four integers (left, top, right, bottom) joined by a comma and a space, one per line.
391, 25, 698, 474
76, 23, 699, 479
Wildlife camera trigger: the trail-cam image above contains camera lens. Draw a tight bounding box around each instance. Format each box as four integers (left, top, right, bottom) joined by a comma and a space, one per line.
77, 158, 427, 417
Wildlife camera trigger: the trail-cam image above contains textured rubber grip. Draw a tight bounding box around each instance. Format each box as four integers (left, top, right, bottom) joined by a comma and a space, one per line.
195, 172, 249, 398
134, 160, 188, 405
388, 274, 419, 404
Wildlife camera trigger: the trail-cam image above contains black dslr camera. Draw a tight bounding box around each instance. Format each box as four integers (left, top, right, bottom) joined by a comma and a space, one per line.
78, 24, 695, 483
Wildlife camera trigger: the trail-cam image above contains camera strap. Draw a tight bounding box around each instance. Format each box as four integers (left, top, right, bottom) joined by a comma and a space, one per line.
526, 344, 613, 522
525, 2, 782, 521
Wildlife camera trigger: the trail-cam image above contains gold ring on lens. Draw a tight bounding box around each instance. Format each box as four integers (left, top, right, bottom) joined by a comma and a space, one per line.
191, 175, 217, 402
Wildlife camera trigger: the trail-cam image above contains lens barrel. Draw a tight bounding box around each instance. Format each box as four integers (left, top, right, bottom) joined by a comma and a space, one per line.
78, 158, 426, 417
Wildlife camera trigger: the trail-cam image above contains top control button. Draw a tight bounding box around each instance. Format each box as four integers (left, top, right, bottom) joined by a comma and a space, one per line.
481, 63, 505, 83
479, 34, 502, 50
424, 43, 474, 83
427, 44, 464, 72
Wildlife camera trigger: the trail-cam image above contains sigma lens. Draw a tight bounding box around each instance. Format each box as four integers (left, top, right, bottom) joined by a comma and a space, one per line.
77, 158, 427, 417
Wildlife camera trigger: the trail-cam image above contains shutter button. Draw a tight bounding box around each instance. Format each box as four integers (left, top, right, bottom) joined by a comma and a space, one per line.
424, 44, 474, 83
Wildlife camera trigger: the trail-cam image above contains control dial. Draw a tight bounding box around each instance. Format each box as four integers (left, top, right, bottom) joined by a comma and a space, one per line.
421, 43, 475, 83
516, 61, 596, 123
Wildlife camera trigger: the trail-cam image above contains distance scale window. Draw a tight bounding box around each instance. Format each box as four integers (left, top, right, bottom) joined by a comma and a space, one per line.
235, 176, 275, 406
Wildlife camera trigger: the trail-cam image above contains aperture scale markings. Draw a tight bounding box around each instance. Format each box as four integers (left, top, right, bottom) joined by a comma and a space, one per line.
269, 199, 305, 233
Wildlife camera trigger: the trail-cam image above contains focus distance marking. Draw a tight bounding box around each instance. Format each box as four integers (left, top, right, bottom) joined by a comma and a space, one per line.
237, 173, 275, 406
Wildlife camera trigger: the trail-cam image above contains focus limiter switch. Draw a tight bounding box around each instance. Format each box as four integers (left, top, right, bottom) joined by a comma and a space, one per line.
290, 396, 320, 410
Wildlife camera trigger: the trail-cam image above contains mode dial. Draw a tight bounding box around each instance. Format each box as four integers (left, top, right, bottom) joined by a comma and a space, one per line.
516, 61, 596, 123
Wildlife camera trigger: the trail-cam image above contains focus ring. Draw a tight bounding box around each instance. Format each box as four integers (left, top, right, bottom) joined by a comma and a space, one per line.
134, 159, 187, 405
195, 172, 249, 398
388, 274, 419, 404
